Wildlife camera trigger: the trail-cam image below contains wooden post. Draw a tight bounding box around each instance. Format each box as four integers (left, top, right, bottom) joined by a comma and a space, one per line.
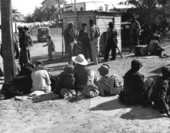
74, 0, 77, 31
1, 0, 16, 81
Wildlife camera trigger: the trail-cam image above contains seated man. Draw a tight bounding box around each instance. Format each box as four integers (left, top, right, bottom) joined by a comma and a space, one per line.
148, 34, 166, 57
149, 66, 170, 117
53, 65, 76, 99
119, 59, 150, 106
97, 64, 122, 96
72, 54, 99, 98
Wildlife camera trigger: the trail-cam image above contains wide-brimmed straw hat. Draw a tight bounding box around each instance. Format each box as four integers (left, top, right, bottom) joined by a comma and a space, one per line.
72, 54, 88, 66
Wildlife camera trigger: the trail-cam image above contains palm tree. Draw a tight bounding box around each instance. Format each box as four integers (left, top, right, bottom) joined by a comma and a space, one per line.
12, 9, 24, 22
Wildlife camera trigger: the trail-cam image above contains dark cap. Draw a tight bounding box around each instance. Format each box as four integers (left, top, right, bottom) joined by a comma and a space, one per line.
108, 22, 113, 26
98, 64, 110, 76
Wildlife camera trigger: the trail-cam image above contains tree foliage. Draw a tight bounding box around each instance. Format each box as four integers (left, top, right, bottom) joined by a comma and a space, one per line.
120, 0, 170, 25
25, 0, 66, 22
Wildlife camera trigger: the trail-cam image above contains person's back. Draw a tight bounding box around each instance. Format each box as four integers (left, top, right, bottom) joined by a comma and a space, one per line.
31, 69, 50, 91
31, 62, 51, 92
148, 39, 164, 56
74, 65, 91, 87
97, 64, 122, 96
119, 59, 149, 105
124, 70, 146, 96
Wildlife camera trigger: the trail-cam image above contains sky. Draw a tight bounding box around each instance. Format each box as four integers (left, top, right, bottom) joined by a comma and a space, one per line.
12, 0, 126, 16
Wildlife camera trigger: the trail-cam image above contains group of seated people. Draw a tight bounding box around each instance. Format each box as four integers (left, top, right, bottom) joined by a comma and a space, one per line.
0, 54, 170, 118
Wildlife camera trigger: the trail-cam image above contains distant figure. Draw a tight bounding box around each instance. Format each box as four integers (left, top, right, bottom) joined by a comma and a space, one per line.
79, 23, 91, 61
130, 16, 141, 51
64, 21, 77, 64
97, 64, 122, 96
31, 61, 51, 94
149, 66, 170, 117
103, 22, 118, 61
43, 36, 55, 61
18, 26, 33, 69
119, 59, 150, 106
72, 54, 99, 98
148, 34, 166, 57
88, 19, 100, 65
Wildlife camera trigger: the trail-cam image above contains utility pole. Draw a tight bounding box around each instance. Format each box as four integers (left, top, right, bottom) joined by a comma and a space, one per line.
1, 0, 16, 81
74, 0, 77, 31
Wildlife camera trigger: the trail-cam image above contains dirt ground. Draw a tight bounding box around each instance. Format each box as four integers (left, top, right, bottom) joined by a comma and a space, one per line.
1, 28, 170, 133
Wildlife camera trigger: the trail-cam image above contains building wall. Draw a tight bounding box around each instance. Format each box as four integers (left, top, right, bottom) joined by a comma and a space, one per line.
63, 11, 121, 54
64, 2, 110, 12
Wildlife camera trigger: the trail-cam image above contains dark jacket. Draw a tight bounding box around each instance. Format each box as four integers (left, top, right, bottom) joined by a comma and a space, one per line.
64, 28, 75, 45
53, 72, 75, 94
150, 76, 170, 113
79, 29, 90, 45
74, 65, 91, 91
119, 69, 148, 105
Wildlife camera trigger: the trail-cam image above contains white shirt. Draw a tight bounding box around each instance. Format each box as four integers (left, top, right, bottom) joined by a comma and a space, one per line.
31, 69, 51, 92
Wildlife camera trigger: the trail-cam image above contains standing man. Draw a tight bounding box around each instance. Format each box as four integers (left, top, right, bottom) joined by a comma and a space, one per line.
19, 26, 32, 70
103, 22, 118, 61
64, 22, 76, 64
130, 15, 141, 52
79, 23, 91, 61
88, 19, 100, 65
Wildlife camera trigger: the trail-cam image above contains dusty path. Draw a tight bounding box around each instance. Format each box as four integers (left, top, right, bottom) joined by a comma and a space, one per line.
1, 50, 170, 133
1, 29, 170, 133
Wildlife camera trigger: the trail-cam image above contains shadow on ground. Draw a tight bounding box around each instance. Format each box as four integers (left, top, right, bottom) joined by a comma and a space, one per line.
89, 98, 165, 120
149, 64, 170, 75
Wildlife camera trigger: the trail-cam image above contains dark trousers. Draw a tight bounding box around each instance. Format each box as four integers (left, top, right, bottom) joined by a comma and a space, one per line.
82, 44, 91, 60
19, 48, 31, 69
131, 34, 139, 46
104, 41, 116, 61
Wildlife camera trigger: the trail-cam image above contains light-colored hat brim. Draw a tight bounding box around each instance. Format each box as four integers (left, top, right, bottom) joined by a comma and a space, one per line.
72, 56, 88, 65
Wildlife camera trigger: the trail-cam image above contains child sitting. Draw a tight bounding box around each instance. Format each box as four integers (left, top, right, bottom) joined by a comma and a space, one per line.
43, 36, 55, 60
97, 64, 122, 96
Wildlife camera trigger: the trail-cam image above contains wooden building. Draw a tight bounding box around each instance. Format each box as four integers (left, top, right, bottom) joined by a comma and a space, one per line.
62, 11, 122, 55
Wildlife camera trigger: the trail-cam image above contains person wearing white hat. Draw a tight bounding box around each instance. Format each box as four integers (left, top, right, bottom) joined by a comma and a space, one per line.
72, 54, 99, 98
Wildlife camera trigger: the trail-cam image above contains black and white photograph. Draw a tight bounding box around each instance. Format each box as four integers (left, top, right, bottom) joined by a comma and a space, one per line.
1, 0, 170, 132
